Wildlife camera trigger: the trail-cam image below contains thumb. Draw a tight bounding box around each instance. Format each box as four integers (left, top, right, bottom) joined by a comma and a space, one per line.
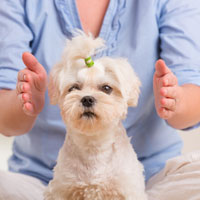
22, 52, 45, 74
155, 59, 171, 78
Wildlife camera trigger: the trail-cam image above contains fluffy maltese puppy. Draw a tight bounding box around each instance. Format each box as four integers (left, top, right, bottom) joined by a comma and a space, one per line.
44, 32, 147, 200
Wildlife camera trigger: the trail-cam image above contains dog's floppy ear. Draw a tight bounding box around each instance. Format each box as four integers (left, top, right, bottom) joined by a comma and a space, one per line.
104, 58, 141, 107
117, 59, 141, 107
48, 63, 62, 105
126, 73, 141, 107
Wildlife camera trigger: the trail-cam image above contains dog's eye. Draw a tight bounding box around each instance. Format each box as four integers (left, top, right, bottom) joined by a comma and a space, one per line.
101, 85, 113, 94
68, 84, 81, 92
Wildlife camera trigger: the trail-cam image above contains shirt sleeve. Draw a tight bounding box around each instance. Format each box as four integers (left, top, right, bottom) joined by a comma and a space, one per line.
157, 0, 200, 86
0, 0, 33, 90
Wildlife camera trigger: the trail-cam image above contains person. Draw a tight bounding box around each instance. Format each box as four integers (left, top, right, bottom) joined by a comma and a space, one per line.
0, 0, 200, 199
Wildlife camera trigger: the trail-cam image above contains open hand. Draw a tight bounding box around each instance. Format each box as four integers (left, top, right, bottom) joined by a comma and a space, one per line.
16, 52, 47, 116
153, 59, 183, 120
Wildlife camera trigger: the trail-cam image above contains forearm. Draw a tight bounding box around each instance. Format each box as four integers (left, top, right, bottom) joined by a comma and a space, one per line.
167, 84, 200, 130
0, 89, 37, 136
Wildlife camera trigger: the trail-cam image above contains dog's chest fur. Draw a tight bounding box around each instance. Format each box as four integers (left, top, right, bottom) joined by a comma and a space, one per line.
45, 125, 146, 200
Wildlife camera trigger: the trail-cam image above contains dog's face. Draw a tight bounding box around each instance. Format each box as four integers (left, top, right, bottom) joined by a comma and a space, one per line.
49, 56, 140, 135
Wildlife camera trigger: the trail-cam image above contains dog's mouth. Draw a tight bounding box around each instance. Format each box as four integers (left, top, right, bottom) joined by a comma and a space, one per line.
81, 111, 97, 119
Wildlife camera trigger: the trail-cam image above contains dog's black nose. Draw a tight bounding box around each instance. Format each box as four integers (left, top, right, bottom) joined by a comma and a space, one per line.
81, 96, 96, 107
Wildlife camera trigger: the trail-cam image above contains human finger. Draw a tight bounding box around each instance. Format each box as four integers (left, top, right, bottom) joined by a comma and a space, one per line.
16, 81, 24, 94
17, 80, 31, 93
17, 91, 32, 107
158, 107, 174, 120
23, 102, 34, 115
22, 52, 45, 75
17, 69, 29, 82
17, 93, 25, 104
160, 86, 178, 99
161, 73, 178, 87
160, 97, 176, 111
155, 59, 171, 78
22, 93, 31, 103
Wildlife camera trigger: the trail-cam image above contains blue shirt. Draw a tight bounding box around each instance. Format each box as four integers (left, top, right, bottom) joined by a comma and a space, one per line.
0, 0, 200, 184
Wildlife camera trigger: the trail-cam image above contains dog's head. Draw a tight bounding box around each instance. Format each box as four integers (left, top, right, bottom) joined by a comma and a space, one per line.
49, 32, 140, 135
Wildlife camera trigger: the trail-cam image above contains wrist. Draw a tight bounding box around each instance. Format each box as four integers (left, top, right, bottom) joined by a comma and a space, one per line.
3, 90, 38, 136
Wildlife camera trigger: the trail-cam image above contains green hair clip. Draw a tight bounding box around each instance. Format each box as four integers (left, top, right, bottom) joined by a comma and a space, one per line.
85, 56, 94, 68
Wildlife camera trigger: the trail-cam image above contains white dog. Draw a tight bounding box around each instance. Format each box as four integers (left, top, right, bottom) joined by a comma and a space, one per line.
44, 32, 147, 200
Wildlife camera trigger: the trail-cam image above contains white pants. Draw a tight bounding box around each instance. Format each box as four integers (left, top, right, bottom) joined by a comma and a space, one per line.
1, 151, 200, 200
0, 171, 45, 200
146, 151, 200, 200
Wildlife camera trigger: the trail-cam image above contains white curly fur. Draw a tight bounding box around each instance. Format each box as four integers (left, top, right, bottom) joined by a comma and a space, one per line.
45, 32, 147, 200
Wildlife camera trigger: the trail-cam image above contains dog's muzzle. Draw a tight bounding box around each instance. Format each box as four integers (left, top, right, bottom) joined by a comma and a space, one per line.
81, 96, 96, 108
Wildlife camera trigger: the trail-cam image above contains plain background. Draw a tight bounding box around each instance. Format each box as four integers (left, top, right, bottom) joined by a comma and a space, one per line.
0, 128, 199, 171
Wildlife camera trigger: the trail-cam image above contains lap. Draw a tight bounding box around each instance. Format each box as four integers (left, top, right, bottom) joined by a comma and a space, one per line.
0, 170, 46, 200
2, 151, 200, 200
146, 151, 200, 200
